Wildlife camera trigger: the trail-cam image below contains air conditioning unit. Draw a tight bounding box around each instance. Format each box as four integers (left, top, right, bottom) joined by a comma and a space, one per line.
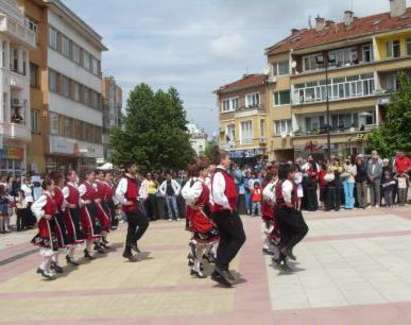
269, 75, 277, 83
11, 98, 22, 107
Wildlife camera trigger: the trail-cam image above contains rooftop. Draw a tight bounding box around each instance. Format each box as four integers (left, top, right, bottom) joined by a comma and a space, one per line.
215, 74, 267, 95
266, 8, 411, 55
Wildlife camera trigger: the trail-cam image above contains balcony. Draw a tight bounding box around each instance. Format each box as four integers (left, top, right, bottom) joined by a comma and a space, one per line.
0, 14, 36, 49
293, 124, 377, 138
0, 122, 31, 142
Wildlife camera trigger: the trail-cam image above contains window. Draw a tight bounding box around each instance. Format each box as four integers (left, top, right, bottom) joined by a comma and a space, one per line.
49, 112, 59, 135
31, 110, 39, 133
274, 90, 291, 106
30, 63, 39, 88
274, 119, 292, 136
3, 93, 7, 123
260, 119, 265, 137
82, 51, 91, 71
231, 97, 239, 110
91, 57, 99, 75
246, 93, 260, 107
48, 27, 58, 50
73, 82, 81, 101
22, 51, 27, 75
82, 87, 90, 106
362, 44, 373, 62
329, 47, 358, 67
407, 38, 411, 56
386, 40, 401, 58
222, 99, 230, 112
90, 91, 98, 109
63, 116, 73, 137
240, 121, 252, 144
49, 70, 58, 92
2, 41, 6, 68
61, 76, 70, 97
226, 124, 235, 143
10, 47, 18, 72
61, 36, 71, 58
26, 17, 38, 34
72, 43, 81, 64
273, 60, 289, 76
303, 54, 321, 71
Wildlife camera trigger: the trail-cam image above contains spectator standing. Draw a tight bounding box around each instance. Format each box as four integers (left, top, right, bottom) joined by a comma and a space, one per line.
355, 155, 368, 209
159, 173, 181, 221
341, 157, 357, 209
394, 151, 411, 205
367, 151, 383, 208
381, 170, 396, 208
144, 173, 159, 221
250, 182, 262, 216
243, 171, 251, 215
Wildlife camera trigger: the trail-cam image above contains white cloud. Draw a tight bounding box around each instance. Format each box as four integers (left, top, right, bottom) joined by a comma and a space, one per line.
209, 34, 247, 59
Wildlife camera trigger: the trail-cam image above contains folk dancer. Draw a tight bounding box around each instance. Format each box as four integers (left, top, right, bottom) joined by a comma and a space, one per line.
31, 178, 59, 280
115, 162, 149, 262
78, 170, 103, 260
182, 160, 219, 278
275, 164, 309, 271
210, 149, 246, 287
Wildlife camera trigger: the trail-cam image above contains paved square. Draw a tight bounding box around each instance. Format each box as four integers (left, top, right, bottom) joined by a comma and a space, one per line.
0, 207, 411, 324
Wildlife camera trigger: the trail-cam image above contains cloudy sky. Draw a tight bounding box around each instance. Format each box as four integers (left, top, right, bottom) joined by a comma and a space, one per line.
65, 0, 409, 135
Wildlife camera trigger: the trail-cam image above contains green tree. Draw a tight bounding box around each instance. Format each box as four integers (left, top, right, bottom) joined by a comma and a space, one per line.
368, 73, 411, 157
110, 83, 195, 171
204, 138, 218, 161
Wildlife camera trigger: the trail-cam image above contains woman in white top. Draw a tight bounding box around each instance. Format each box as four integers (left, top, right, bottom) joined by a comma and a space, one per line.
21, 176, 36, 229
342, 157, 357, 209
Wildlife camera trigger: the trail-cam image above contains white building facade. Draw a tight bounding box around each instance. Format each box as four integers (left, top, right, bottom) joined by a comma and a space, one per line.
45, 0, 107, 172
0, 0, 35, 175
188, 123, 207, 156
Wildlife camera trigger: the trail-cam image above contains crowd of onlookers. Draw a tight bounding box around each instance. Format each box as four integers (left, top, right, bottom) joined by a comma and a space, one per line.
0, 150, 409, 234
231, 150, 411, 216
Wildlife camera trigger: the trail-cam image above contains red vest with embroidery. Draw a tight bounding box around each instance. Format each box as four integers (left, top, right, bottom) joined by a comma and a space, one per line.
104, 182, 113, 200
275, 180, 298, 209
195, 182, 210, 207
82, 182, 97, 201
95, 181, 106, 200
44, 193, 57, 216
211, 169, 238, 213
123, 176, 139, 213
53, 187, 64, 212
66, 184, 80, 206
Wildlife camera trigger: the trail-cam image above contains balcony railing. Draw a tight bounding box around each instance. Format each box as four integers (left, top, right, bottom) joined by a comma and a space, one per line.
236, 104, 264, 112
0, 122, 31, 141
293, 124, 377, 137
0, 14, 36, 48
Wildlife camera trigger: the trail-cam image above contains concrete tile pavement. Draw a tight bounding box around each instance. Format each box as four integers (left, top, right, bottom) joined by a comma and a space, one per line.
1, 206, 411, 324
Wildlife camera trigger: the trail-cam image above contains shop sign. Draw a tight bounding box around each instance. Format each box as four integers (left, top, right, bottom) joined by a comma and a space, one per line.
49, 136, 103, 159
229, 148, 264, 159
0, 146, 24, 160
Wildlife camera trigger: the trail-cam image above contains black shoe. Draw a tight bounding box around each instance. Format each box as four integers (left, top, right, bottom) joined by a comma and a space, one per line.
123, 250, 137, 262
102, 237, 109, 244
36, 268, 55, 280
66, 255, 79, 266
211, 270, 232, 288
262, 248, 274, 255
84, 249, 94, 260
94, 243, 106, 254
131, 243, 141, 254
215, 266, 234, 285
281, 247, 296, 261
50, 262, 64, 274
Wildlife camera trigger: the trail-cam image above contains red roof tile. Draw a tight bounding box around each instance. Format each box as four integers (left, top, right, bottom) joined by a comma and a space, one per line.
266, 8, 411, 55
215, 74, 267, 94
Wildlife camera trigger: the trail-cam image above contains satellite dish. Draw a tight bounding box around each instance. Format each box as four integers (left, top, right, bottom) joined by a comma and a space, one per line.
264, 65, 271, 75
291, 61, 297, 69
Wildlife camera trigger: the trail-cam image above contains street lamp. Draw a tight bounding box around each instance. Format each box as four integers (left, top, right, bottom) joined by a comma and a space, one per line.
315, 53, 335, 160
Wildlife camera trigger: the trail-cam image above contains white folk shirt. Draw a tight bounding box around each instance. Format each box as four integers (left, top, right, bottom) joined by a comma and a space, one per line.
181, 177, 203, 206
31, 191, 52, 220
282, 180, 294, 205
21, 183, 33, 206
210, 165, 230, 210
263, 180, 277, 203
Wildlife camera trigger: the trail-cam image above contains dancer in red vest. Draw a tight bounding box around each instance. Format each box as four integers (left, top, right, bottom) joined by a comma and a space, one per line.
78, 170, 103, 259
182, 159, 219, 279
95, 170, 112, 247
62, 170, 84, 265
50, 173, 68, 274
31, 177, 59, 280
115, 162, 149, 262
275, 164, 309, 271
102, 171, 118, 230
210, 149, 246, 287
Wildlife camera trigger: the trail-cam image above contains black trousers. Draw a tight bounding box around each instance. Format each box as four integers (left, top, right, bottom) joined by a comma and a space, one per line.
278, 207, 309, 251
55, 212, 69, 246
145, 194, 158, 220
125, 209, 149, 250
16, 208, 24, 231
212, 210, 246, 271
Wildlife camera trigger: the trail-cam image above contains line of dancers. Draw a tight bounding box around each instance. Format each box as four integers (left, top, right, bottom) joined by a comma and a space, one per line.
31, 169, 118, 280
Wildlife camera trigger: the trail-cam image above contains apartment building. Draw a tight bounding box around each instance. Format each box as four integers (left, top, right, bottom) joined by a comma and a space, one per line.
17, 0, 107, 173
187, 122, 207, 156
102, 76, 122, 162
264, 0, 411, 159
0, 0, 36, 175
215, 74, 269, 161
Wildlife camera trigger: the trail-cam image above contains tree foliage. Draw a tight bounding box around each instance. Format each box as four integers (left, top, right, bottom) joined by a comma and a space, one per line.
110, 84, 195, 171
368, 73, 411, 157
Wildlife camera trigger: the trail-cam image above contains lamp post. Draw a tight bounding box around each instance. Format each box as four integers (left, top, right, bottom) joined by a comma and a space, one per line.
316, 53, 335, 160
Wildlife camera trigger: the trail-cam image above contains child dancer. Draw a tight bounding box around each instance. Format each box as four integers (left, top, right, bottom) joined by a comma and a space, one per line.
95, 170, 112, 247
78, 170, 103, 260
31, 177, 59, 280
262, 173, 280, 257
182, 159, 219, 278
